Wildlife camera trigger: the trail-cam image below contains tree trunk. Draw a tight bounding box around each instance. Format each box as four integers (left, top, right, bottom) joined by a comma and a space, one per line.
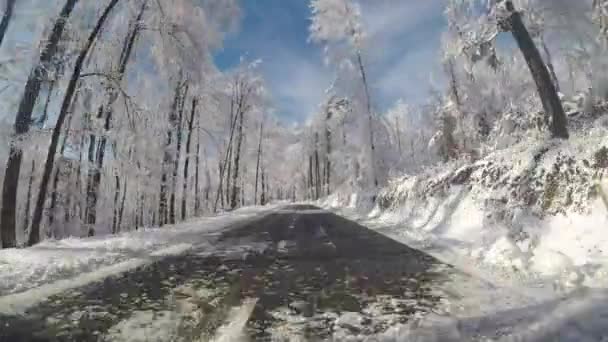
260, 169, 266, 205
170, 83, 188, 224
0, 0, 16, 46
48, 111, 74, 227
356, 51, 378, 187
230, 105, 245, 209
224, 144, 233, 207
138, 192, 144, 229
324, 114, 331, 196
540, 36, 560, 94
314, 133, 321, 200
28, 0, 121, 247
40, 80, 56, 126
308, 155, 314, 200
1, 0, 79, 249
213, 107, 240, 212
117, 179, 127, 233
22, 160, 35, 236
181, 98, 197, 221
447, 58, 462, 109
254, 122, 263, 205
159, 80, 183, 226
112, 175, 120, 234
506, 1, 568, 139
203, 150, 211, 210
194, 134, 201, 215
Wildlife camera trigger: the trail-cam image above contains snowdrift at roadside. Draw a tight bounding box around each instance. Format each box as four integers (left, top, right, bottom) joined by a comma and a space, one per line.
323, 127, 608, 290
0, 206, 274, 302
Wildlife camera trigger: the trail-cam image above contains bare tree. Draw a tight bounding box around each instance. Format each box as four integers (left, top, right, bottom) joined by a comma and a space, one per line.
181, 98, 198, 220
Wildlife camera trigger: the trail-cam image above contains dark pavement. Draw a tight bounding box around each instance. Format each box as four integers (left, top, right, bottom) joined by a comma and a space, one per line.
0, 205, 453, 341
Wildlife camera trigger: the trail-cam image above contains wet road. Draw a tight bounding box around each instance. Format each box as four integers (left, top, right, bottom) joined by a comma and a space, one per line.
0, 205, 453, 341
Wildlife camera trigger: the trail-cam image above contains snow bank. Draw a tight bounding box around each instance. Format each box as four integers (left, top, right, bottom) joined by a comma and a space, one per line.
328, 129, 608, 291
0, 205, 276, 307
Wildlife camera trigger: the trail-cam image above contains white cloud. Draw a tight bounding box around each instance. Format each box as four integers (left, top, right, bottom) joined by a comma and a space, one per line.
265, 48, 333, 121
359, 0, 446, 108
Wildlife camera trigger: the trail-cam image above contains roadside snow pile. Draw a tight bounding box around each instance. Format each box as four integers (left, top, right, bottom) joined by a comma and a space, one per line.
0, 206, 273, 298
329, 128, 608, 289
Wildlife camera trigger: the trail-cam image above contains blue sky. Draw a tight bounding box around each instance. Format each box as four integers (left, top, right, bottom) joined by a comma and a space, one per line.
213, 0, 446, 122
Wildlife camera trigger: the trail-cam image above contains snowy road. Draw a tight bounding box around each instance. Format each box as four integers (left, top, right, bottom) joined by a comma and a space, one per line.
0, 204, 457, 341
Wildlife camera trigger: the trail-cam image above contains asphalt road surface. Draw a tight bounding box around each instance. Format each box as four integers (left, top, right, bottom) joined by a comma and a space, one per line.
0, 205, 453, 341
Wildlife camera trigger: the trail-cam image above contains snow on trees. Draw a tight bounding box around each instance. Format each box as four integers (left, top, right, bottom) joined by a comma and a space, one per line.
0, 0, 606, 249
309, 0, 378, 189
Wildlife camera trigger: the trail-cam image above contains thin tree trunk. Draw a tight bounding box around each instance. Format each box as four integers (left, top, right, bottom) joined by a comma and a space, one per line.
260, 169, 266, 206
159, 80, 183, 226
181, 98, 197, 221
28, 0, 121, 247
22, 160, 35, 236
324, 113, 331, 196
76, 136, 84, 222
203, 150, 211, 210
314, 133, 321, 200
138, 193, 144, 229
170, 83, 188, 224
40, 80, 56, 126
308, 155, 314, 200
356, 51, 378, 187
48, 111, 74, 227
1, 0, 79, 249
241, 181, 245, 207
254, 122, 263, 205
0, 0, 16, 46
540, 36, 560, 94
194, 133, 201, 215
112, 175, 120, 234
213, 107, 240, 212
230, 106, 245, 209
505, 1, 569, 139
447, 58, 462, 109
224, 145, 233, 207
117, 179, 127, 233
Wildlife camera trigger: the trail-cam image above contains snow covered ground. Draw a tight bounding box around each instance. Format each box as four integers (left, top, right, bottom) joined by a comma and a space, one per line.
316, 201, 608, 340
0, 205, 277, 314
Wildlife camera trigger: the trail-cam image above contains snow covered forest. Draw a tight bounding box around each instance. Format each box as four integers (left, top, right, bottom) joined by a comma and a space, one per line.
1, 0, 608, 253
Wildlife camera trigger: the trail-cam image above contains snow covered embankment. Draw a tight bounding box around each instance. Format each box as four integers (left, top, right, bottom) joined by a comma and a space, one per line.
326, 130, 608, 290
0, 206, 274, 312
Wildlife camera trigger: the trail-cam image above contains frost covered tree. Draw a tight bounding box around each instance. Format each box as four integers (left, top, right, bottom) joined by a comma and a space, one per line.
29, 0, 121, 246
309, 0, 378, 188
1, 0, 80, 248
443, 0, 569, 142
498, 0, 569, 139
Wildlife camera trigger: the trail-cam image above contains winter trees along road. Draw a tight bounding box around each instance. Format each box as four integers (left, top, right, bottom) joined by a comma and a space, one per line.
0, 0, 603, 248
